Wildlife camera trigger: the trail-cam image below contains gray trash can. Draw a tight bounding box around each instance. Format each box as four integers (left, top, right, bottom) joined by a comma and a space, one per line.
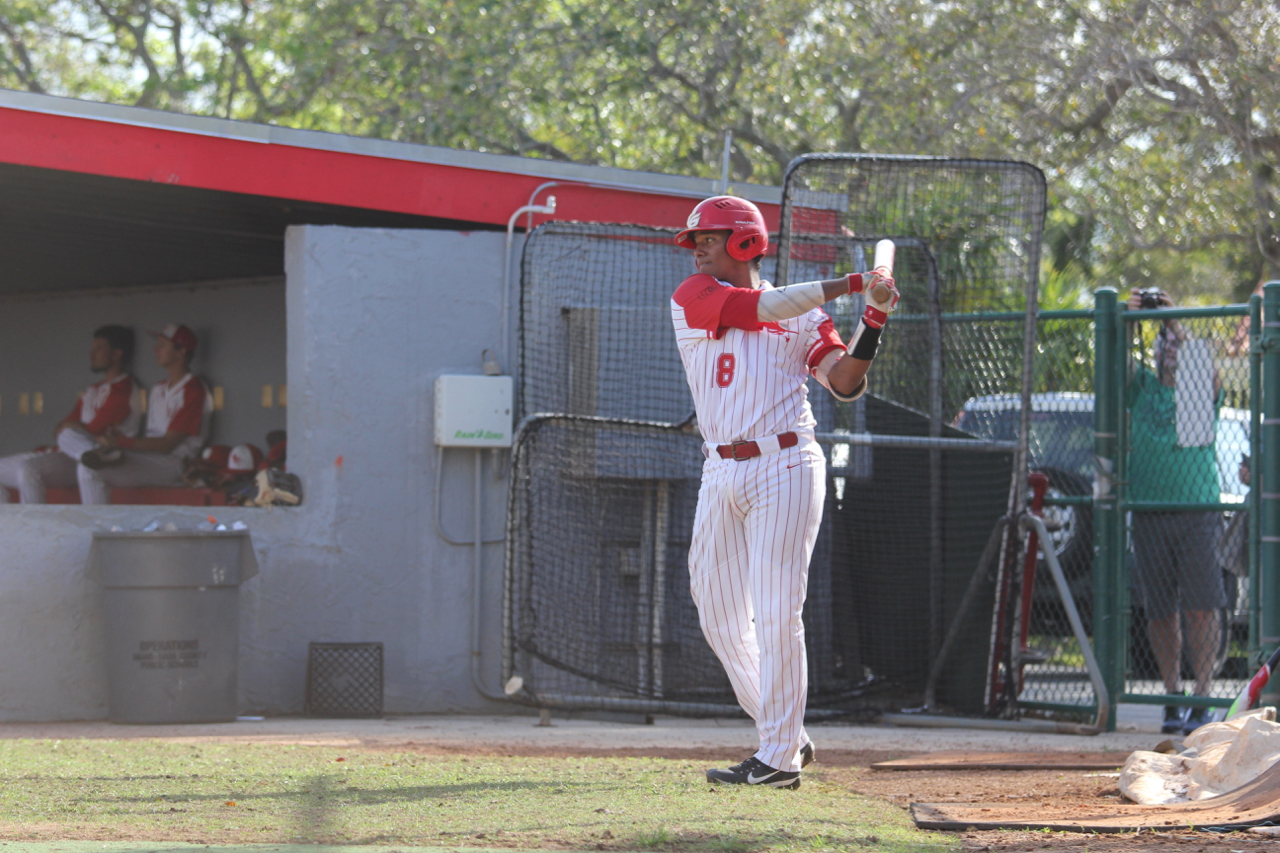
90, 529, 259, 724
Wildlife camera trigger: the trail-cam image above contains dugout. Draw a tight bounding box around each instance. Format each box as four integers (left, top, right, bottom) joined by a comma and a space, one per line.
0, 88, 778, 721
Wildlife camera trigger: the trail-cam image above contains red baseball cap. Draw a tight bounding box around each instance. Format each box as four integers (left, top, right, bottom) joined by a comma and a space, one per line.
201, 444, 231, 469
150, 323, 197, 354
266, 438, 287, 470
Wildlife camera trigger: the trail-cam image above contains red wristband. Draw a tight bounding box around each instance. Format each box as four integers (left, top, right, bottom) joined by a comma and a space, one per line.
116, 436, 136, 449
863, 306, 889, 329
847, 273, 865, 295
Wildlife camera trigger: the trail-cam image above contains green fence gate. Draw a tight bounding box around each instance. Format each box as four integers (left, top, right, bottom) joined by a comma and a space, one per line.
947, 287, 1273, 731
1089, 286, 1270, 730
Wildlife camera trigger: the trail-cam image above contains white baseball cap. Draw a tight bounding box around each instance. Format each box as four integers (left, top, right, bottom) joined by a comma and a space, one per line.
227, 444, 262, 472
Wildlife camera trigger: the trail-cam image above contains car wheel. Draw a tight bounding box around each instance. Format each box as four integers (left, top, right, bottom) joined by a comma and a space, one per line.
1035, 467, 1093, 580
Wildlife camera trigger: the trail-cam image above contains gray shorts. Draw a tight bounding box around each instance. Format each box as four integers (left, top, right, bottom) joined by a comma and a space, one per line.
1131, 511, 1226, 621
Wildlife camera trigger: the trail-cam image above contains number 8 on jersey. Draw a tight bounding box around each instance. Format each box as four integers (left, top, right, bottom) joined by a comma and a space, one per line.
715, 353, 736, 388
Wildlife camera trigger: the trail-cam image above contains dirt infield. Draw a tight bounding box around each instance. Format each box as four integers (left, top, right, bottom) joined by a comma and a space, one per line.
0, 712, 1271, 851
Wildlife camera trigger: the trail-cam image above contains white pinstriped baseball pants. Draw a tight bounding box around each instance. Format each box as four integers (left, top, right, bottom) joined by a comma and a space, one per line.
688, 439, 825, 773
0, 427, 97, 503
77, 451, 186, 504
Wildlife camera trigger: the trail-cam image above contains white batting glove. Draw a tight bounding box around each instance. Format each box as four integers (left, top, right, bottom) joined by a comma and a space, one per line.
861, 272, 899, 329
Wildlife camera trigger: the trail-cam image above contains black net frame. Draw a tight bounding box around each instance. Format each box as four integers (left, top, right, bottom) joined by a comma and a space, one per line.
504, 412, 1020, 716
506, 156, 1052, 718
516, 222, 697, 426
778, 155, 1051, 717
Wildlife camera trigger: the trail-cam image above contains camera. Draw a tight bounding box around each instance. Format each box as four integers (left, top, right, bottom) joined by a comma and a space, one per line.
1138, 287, 1164, 309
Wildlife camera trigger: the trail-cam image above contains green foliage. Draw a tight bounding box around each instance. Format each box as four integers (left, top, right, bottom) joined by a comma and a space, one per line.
1040, 264, 1094, 312
2, 0, 1278, 291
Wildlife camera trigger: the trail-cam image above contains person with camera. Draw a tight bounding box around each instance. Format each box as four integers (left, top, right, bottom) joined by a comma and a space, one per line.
1127, 287, 1225, 735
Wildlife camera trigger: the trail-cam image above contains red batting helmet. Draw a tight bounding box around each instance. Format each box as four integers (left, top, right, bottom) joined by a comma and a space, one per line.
675, 196, 768, 261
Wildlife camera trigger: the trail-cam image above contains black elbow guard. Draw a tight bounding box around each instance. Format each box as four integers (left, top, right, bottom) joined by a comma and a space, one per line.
847, 318, 883, 361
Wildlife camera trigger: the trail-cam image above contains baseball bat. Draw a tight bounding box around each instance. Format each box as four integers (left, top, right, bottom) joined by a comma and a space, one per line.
870, 239, 895, 303
1221, 645, 1280, 721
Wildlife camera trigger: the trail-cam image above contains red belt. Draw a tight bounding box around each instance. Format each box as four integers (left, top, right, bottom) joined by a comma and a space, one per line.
715, 432, 799, 461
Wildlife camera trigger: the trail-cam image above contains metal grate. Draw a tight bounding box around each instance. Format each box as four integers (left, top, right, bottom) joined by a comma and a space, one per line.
306, 642, 384, 718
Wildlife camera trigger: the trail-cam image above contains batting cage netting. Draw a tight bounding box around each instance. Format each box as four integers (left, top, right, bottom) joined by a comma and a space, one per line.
506, 156, 1052, 719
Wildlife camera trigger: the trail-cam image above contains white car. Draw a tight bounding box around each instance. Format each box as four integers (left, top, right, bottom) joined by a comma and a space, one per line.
954, 392, 1250, 501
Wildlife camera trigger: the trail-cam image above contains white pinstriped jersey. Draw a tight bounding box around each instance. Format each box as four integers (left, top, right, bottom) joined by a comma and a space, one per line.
71, 373, 142, 437
145, 373, 213, 460
671, 274, 844, 446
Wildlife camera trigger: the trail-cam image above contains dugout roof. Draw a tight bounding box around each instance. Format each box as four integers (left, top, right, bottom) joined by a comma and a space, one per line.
0, 89, 781, 297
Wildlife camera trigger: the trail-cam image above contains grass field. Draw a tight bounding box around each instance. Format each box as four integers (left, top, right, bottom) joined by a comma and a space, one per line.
0, 740, 958, 851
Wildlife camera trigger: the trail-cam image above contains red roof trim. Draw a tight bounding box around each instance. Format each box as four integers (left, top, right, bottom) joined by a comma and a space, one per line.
0, 104, 781, 231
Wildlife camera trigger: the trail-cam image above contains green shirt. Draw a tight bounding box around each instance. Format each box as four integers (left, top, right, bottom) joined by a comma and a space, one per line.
1127, 367, 1219, 504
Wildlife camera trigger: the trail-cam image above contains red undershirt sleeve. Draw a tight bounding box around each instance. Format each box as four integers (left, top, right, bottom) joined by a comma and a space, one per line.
168, 382, 207, 436
81, 382, 133, 435
806, 311, 845, 374
672, 274, 763, 334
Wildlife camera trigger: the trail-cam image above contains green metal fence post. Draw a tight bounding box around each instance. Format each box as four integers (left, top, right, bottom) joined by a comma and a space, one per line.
1260, 283, 1280, 707
1250, 293, 1263, 656
1093, 287, 1121, 729
1113, 292, 1134, 712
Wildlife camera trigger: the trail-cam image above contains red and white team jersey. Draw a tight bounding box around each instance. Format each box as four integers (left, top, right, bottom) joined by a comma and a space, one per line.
671, 274, 845, 446
145, 373, 213, 459
68, 374, 142, 437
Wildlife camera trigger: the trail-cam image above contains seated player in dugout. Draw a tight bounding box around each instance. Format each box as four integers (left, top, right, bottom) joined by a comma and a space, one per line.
77, 323, 213, 504
670, 196, 899, 790
0, 325, 142, 504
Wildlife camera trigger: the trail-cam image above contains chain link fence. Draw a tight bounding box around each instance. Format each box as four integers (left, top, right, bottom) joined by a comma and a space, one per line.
1117, 308, 1253, 728
951, 305, 1256, 726
504, 208, 1261, 727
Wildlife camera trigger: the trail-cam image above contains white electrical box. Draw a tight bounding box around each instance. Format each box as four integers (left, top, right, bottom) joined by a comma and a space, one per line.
434, 375, 514, 447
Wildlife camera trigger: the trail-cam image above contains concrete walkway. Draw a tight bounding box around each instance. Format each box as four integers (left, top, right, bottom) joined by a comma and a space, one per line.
0, 705, 1170, 753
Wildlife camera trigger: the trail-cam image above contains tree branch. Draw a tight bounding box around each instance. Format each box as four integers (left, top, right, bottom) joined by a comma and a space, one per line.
90, 0, 165, 107
0, 18, 45, 93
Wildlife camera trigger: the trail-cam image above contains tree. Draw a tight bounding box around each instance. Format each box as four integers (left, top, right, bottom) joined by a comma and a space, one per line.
973, 0, 1280, 291
2, 0, 1277, 291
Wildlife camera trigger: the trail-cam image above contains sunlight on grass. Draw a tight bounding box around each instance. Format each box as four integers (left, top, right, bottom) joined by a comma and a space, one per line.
0, 740, 958, 852
1027, 634, 1086, 668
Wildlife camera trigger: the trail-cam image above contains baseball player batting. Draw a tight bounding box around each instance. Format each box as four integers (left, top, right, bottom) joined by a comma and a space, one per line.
671, 196, 898, 789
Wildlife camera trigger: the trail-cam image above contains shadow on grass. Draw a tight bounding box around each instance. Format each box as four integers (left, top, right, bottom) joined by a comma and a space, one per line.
293, 773, 336, 844
86, 774, 586, 808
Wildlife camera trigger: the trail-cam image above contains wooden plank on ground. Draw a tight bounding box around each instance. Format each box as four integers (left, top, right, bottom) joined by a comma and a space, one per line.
872, 750, 1128, 771
911, 761, 1280, 832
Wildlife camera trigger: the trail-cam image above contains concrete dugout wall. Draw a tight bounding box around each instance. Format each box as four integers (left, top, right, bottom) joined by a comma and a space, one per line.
0, 225, 514, 721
